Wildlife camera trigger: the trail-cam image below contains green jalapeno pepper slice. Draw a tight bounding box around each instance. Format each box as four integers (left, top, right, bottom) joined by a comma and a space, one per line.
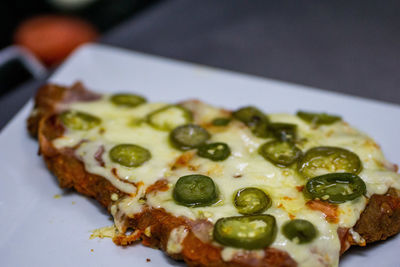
233, 106, 270, 138
109, 144, 151, 167
297, 111, 341, 125
304, 172, 366, 203
211, 117, 231, 126
170, 124, 210, 150
268, 122, 297, 141
234, 187, 272, 215
213, 215, 277, 249
147, 105, 193, 131
298, 146, 362, 179
173, 174, 218, 207
258, 140, 302, 167
282, 219, 317, 244
60, 110, 101, 131
110, 93, 146, 107
197, 142, 231, 161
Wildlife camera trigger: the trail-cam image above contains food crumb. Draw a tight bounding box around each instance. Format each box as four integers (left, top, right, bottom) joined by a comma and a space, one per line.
90, 225, 117, 239
90, 249, 94, 252
72, 201, 76, 205
53, 194, 61, 199
146, 258, 151, 262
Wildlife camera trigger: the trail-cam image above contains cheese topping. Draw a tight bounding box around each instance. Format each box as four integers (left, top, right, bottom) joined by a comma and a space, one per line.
167, 226, 188, 254
53, 96, 400, 267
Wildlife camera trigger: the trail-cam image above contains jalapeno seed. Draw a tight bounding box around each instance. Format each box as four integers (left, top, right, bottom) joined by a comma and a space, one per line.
109, 144, 151, 167
60, 110, 101, 131
147, 105, 193, 131
170, 124, 210, 150
268, 122, 297, 141
197, 142, 231, 161
282, 219, 317, 244
234, 187, 272, 215
259, 140, 302, 167
305, 172, 366, 203
213, 215, 277, 249
298, 146, 362, 179
110, 93, 146, 107
173, 174, 218, 207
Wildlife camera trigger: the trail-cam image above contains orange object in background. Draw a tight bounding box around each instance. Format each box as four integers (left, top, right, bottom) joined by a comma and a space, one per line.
14, 15, 98, 67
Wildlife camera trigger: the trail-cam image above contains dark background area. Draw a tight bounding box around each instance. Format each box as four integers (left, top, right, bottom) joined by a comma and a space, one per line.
1, 0, 400, 130
103, 0, 400, 105
0, 0, 159, 49
0, 0, 159, 101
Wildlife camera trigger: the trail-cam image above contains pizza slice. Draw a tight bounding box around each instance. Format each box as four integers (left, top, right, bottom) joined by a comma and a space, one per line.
28, 82, 400, 267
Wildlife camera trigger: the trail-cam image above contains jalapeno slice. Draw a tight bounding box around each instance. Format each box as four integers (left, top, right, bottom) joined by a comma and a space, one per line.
234, 187, 272, 215
305, 173, 366, 203
60, 110, 101, 131
269, 122, 297, 141
213, 215, 277, 249
109, 144, 151, 167
211, 117, 231, 126
258, 140, 302, 167
110, 93, 146, 107
147, 105, 193, 131
298, 146, 362, 179
233, 106, 270, 138
197, 142, 231, 161
282, 219, 317, 244
297, 111, 341, 125
170, 124, 210, 150
173, 174, 218, 207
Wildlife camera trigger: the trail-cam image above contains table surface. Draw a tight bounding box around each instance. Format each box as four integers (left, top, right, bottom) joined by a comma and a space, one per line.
2, 0, 400, 130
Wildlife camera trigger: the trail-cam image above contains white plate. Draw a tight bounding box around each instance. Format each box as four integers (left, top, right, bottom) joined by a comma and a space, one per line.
1, 44, 399, 267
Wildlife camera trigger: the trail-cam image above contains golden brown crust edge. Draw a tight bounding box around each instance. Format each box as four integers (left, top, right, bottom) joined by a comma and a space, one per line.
27, 83, 400, 266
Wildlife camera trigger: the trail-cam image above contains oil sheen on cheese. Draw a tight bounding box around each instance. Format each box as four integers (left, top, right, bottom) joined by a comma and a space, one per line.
53, 96, 400, 267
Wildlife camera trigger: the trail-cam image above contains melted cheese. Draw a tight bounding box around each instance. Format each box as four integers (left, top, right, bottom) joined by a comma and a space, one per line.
167, 226, 188, 254
53, 97, 400, 267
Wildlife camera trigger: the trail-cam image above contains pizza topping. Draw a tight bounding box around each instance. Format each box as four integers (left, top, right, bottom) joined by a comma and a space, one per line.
211, 117, 231, 126
60, 110, 101, 130
268, 122, 297, 142
94, 145, 105, 167
171, 151, 195, 170
197, 142, 231, 161
145, 179, 169, 194
282, 219, 318, 244
233, 106, 270, 138
297, 111, 341, 126
50, 95, 400, 267
110, 93, 146, 108
170, 124, 210, 151
258, 140, 302, 167
213, 215, 277, 249
167, 226, 189, 254
234, 187, 272, 215
109, 144, 151, 167
305, 173, 366, 204
306, 200, 339, 223
147, 105, 192, 131
173, 174, 218, 207
298, 146, 362, 179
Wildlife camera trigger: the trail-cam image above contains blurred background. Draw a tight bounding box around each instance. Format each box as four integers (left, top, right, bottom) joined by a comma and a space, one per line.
1, 0, 400, 129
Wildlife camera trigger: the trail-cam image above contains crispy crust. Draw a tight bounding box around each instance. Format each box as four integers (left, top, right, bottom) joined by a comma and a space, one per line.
27, 82, 100, 138
354, 188, 400, 243
28, 83, 400, 266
